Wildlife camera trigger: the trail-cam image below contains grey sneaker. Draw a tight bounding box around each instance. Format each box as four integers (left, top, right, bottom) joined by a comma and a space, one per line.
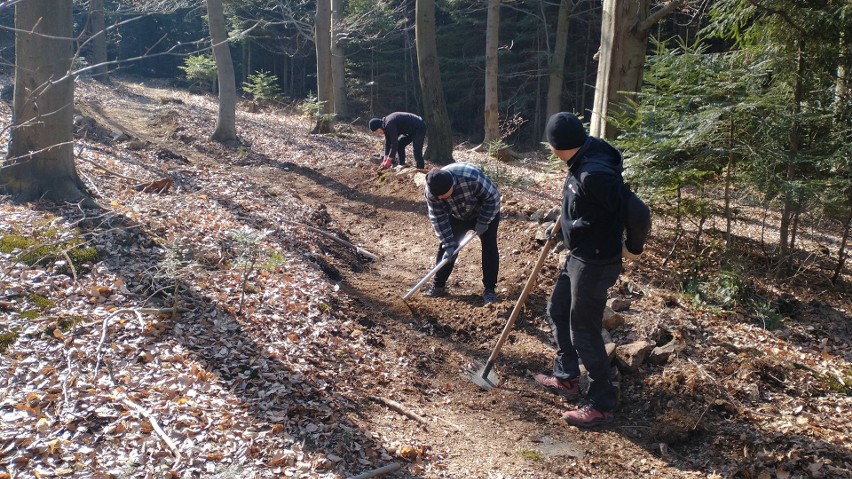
483, 289, 497, 305
424, 284, 446, 297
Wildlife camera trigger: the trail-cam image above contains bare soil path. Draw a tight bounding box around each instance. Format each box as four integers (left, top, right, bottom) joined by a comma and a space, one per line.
2, 76, 849, 479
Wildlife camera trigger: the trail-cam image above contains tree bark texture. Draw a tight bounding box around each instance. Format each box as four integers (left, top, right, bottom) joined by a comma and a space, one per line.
779, 44, 805, 262
2, 0, 88, 203
416, 0, 454, 165
314, 0, 334, 133
86, 0, 109, 81
206, 0, 238, 144
331, 0, 348, 118
544, 0, 573, 133
483, 0, 501, 144
590, 0, 682, 139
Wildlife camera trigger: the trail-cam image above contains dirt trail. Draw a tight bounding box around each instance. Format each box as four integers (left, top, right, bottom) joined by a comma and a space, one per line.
86, 82, 667, 478
66, 78, 852, 479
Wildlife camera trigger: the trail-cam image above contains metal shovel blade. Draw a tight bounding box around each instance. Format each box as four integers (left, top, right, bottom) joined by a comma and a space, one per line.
464, 219, 562, 392
464, 359, 500, 390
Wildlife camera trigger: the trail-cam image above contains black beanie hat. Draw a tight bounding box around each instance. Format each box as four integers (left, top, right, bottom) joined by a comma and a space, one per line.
545, 112, 587, 150
369, 118, 383, 132
426, 169, 454, 196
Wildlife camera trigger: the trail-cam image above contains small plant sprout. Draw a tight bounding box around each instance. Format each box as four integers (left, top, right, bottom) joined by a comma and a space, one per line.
227, 227, 274, 314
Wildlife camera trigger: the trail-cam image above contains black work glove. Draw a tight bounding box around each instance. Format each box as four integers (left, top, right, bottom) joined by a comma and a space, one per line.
441, 246, 456, 262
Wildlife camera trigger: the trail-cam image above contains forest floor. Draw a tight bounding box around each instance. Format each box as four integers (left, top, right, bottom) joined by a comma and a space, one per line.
1, 75, 851, 479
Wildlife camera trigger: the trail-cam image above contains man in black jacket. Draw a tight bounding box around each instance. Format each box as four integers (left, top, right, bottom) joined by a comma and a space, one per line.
369, 112, 427, 169
534, 112, 650, 428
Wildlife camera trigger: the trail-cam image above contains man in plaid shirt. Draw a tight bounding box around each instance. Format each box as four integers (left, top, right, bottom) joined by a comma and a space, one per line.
424, 163, 501, 305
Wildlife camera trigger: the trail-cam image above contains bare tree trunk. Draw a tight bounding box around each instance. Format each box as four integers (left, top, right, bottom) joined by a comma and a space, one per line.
590, 0, 683, 139
1, 0, 89, 204
313, 0, 334, 133
544, 0, 573, 132
725, 116, 734, 249
87, 0, 109, 81
416, 0, 454, 165
779, 44, 805, 264
483, 0, 501, 144
331, 0, 348, 118
207, 0, 238, 144
832, 196, 851, 284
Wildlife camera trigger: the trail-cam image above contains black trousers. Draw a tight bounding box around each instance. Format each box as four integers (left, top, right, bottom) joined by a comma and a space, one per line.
547, 255, 622, 412
396, 124, 426, 168
432, 216, 499, 290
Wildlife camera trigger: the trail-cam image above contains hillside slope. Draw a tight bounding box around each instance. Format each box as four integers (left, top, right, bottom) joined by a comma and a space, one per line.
1, 76, 850, 478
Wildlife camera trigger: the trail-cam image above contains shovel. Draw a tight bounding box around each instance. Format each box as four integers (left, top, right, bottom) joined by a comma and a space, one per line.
402, 230, 478, 301
467, 220, 562, 390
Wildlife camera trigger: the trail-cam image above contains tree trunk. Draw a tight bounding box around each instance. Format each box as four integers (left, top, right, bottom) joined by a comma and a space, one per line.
1, 0, 89, 204
832, 194, 851, 284
725, 116, 734, 249
544, 0, 573, 133
779, 43, 805, 263
416, 0, 454, 165
331, 0, 348, 118
590, 0, 683, 139
483, 0, 501, 144
87, 0, 109, 81
314, 0, 334, 133
206, 0, 238, 145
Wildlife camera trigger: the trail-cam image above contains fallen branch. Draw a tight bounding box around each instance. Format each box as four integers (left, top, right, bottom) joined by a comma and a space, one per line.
77, 154, 146, 183
94, 307, 190, 377
121, 396, 182, 462
284, 219, 378, 261
345, 462, 402, 479
368, 396, 429, 427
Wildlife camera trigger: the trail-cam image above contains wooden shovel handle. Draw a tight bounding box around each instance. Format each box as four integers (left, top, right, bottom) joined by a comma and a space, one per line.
481, 219, 561, 377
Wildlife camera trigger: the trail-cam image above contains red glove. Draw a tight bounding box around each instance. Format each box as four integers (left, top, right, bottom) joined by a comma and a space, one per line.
380, 157, 392, 169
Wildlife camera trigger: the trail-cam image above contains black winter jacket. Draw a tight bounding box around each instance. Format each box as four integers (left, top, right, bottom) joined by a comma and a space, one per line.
559, 137, 650, 263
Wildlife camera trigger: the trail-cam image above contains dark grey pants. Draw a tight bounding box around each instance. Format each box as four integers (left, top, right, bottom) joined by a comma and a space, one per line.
547, 255, 622, 412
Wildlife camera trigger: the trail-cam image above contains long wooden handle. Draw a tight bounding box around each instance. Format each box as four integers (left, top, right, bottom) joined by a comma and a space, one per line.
481, 220, 561, 378
402, 230, 478, 300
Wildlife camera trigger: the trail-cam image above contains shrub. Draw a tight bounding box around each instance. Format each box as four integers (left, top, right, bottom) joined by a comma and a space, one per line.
178, 55, 217, 92
242, 70, 282, 103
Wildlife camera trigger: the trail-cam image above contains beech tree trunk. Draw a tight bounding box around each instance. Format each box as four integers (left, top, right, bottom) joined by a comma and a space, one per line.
544, 0, 573, 130
86, 0, 109, 81
590, 0, 683, 139
331, 0, 348, 118
314, 0, 334, 133
483, 0, 500, 144
1, 0, 89, 204
206, 0, 238, 144
416, 0, 454, 165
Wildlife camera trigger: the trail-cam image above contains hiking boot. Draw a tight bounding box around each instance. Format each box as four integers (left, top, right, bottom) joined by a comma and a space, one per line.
483, 289, 497, 305
562, 405, 614, 428
533, 373, 580, 400
424, 284, 446, 297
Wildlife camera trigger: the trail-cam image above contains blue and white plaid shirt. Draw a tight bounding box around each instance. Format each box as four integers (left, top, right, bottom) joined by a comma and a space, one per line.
425, 163, 501, 248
